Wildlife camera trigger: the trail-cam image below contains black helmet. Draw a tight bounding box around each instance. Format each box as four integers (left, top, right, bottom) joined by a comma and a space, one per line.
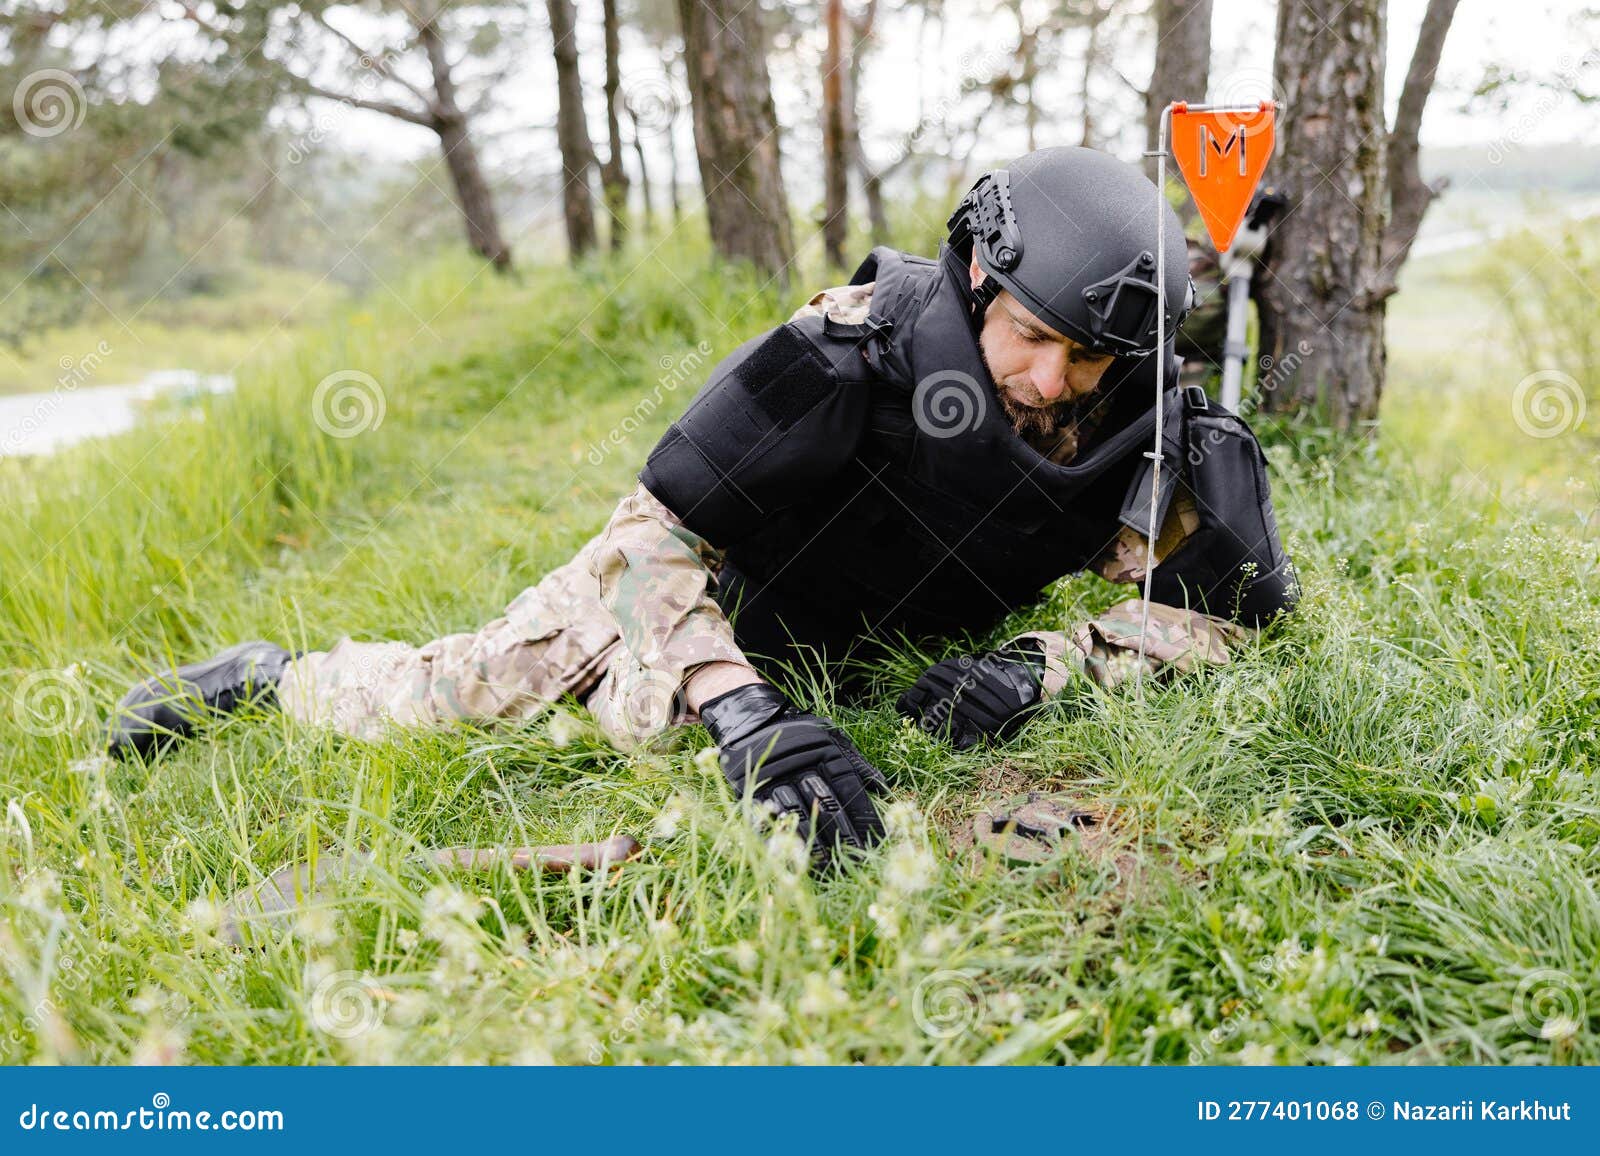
947, 146, 1192, 357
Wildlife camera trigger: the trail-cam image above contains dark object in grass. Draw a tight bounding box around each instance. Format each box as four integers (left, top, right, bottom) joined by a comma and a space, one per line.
215, 835, 642, 946
699, 682, 888, 874
896, 639, 1047, 749
108, 641, 296, 759
973, 792, 1103, 865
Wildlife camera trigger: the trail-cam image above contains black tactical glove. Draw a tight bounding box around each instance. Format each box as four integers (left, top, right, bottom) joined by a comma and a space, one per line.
896, 639, 1047, 750
699, 683, 888, 872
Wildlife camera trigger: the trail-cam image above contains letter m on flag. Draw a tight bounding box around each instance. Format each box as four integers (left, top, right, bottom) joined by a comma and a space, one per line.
1171, 105, 1276, 252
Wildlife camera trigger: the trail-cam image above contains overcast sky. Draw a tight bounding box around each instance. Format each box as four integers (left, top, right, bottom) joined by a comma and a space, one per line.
305, 0, 1593, 190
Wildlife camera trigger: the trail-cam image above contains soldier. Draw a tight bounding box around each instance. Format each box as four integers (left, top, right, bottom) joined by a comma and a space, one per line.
109, 147, 1298, 872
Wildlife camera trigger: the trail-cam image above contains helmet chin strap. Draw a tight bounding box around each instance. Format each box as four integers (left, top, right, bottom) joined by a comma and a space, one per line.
970, 275, 1002, 316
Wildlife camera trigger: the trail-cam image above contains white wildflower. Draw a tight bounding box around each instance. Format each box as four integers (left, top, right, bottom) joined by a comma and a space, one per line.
918, 926, 959, 958
1238, 1042, 1277, 1066
1346, 1008, 1381, 1036
295, 907, 339, 947
766, 826, 809, 876
1540, 1015, 1580, 1042
753, 997, 789, 1030
546, 711, 580, 748
693, 746, 721, 776
653, 797, 687, 840
183, 897, 223, 935
990, 991, 1026, 1025
883, 843, 937, 895
420, 885, 480, 942
867, 901, 900, 939
1225, 903, 1266, 935
791, 1043, 830, 1065
883, 801, 922, 841
797, 970, 850, 1017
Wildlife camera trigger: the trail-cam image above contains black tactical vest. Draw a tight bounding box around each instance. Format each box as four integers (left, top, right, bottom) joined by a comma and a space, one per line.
642, 245, 1194, 673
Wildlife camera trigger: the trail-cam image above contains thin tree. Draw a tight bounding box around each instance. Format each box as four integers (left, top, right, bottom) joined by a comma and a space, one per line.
676, 0, 795, 282
1144, 0, 1213, 201
844, 0, 888, 243
179, 1, 517, 270
600, 0, 631, 250
545, 0, 599, 259
822, 0, 849, 268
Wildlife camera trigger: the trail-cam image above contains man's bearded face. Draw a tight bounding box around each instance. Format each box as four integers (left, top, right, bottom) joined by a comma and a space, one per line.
969, 256, 1117, 436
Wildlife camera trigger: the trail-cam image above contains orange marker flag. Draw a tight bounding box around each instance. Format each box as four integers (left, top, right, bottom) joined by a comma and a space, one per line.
1171, 102, 1276, 252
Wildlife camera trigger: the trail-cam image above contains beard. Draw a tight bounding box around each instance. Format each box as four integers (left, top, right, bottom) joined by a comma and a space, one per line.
975, 342, 1079, 438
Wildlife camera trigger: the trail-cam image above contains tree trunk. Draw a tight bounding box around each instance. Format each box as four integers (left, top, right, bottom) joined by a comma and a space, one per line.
629, 114, 655, 235
1378, 0, 1460, 296
417, 17, 511, 270
822, 0, 848, 268
600, 0, 630, 251
676, 0, 795, 282
1080, 11, 1102, 149
1145, 0, 1214, 209
846, 1, 888, 244
1019, 21, 1039, 153
1255, 0, 1388, 430
545, 0, 598, 260
663, 46, 684, 227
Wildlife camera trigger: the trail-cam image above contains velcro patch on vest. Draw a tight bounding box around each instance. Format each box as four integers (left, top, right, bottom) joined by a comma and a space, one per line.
733, 324, 835, 428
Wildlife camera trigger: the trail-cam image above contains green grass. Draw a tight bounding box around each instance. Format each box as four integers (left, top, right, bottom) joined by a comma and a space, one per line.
1, 230, 1597, 1065
0, 267, 345, 396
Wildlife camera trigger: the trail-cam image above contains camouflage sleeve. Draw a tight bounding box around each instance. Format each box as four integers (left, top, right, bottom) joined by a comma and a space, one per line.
1007, 491, 1249, 695
587, 285, 879, 747
1010, 599, 1248, 695
585, 483, 757, 745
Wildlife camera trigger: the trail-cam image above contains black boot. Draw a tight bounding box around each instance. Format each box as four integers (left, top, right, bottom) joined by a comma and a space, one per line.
108, 641, 296, 759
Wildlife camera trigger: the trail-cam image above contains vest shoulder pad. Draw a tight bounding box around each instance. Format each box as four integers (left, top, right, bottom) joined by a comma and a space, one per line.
639, 319, 871, 544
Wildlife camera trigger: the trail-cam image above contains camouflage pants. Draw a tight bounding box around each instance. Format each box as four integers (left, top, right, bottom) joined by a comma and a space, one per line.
275, 536, 696, 747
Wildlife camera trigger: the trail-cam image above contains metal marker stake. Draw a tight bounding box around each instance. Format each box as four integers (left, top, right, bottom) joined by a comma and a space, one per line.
1135, 101, 1276, 697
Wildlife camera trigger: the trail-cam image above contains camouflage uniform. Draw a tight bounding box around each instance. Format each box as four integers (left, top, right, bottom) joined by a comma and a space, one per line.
277, 283, 1252, 746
